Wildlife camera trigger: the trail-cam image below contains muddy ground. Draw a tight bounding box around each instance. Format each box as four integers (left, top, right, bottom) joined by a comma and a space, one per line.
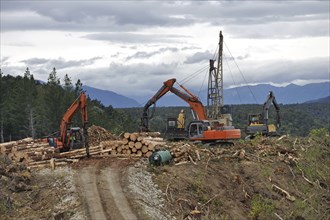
0, 135, 329, 220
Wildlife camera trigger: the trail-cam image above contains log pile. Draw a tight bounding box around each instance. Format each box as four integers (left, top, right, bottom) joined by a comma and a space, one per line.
0, 138, 127, 169
0, 130, 168, 169
114, 132, 166, 158
0, 138, 56, 163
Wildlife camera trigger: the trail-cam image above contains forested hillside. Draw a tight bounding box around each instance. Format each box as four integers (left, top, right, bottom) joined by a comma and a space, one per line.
120, 103, 330, 137
0, 69, 329, 142
0, 68, 132, 142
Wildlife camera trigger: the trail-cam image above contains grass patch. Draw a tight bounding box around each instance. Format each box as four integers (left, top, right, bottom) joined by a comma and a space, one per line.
249, 194, 275, 220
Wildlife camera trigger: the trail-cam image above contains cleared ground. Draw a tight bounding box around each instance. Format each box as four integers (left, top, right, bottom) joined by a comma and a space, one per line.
1, 135, 329, 220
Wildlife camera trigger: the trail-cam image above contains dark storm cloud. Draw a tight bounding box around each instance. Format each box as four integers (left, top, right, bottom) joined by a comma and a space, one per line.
184, 51, 213, 64
126, 47, 179, 60
21, 57, 102, 70
1, 1, 328, 38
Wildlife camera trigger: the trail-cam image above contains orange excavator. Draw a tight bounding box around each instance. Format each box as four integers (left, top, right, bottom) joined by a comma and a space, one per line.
140, 78, 241, 143
47, 92, 90, 156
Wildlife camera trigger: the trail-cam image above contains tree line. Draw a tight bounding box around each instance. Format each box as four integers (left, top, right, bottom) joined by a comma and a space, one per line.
0, 68, 133, 142
119, 103, 330, 137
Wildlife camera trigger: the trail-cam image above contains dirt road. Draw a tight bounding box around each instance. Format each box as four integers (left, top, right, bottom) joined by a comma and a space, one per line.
75, 160, 137, 220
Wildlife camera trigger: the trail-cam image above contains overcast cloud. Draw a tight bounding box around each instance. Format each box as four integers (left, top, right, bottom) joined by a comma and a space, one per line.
1, 0, 329, 99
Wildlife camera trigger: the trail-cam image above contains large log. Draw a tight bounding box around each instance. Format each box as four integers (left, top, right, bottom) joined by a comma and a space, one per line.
135, 142, 142, 150
128, 141, 135, 148
141, 145, 148, 154
129, 133, 138, 141
145, 151, 153, 158
122, 138, 129, 145
138, 132, 161, 137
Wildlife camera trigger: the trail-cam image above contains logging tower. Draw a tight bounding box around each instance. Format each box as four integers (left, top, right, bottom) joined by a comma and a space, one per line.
207, 31, 224, 120
207, 31, 232, 126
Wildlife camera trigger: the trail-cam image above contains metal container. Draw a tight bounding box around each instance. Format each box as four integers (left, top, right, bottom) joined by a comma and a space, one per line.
149, 150, 172, 166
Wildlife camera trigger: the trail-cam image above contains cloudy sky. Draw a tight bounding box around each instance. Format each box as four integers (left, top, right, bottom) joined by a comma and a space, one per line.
1, 0, 329, 100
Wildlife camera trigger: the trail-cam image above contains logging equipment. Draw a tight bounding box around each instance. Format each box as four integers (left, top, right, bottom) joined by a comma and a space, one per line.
140, 78, 241, 143
245, 91, 281, 138
46, 92, 90, 156
141, 31, 240, 143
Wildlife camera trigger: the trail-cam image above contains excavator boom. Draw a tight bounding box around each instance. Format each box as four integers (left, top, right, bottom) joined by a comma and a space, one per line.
141, 78, 206, 131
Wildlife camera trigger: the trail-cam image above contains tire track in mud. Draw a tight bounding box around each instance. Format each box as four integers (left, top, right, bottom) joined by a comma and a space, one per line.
78, 166, 107, 220
76, 163, 137, 220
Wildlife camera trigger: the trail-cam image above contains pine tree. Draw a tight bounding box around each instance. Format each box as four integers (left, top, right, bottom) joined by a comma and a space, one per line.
22, 67, 38, 138
63, 74, 73, 92
47, 67, 60, 86
44, 67, 64, 133
75, 79, 83, 95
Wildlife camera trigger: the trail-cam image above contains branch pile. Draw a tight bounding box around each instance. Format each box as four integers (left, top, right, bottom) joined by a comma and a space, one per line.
88, 125, 118, 146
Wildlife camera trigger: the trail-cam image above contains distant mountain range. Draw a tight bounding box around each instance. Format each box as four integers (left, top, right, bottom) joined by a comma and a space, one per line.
304, 95, 330, 104
82, 85, 139, 108
83, 82, 330, 108
224, 82, 330, 104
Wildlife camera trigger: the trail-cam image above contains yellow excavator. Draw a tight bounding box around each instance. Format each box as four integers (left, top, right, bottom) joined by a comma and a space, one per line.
245, 91, 281, 138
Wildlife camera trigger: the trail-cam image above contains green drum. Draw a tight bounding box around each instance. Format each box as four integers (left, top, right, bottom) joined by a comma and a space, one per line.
149, 150, 172, 166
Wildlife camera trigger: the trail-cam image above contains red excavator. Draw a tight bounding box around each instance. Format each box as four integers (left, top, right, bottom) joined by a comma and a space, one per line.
140, 78, 241, 143
47, 92, 90, 156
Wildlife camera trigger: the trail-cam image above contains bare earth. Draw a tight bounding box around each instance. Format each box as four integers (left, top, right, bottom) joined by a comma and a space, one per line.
1, 136, 329, 220
75, 159, 137, 220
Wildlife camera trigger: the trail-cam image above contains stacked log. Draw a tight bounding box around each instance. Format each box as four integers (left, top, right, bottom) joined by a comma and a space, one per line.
117, 132, 166, 157
0, 132, 166, 169
0, 129, 168, 169
0, 138, 56, 163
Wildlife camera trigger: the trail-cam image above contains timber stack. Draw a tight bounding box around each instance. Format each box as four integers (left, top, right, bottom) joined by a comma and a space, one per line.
0, 130, 167, 169
115, 132, 166, 158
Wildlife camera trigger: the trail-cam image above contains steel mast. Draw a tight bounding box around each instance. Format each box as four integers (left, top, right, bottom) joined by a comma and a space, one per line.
207, 30, 223, 120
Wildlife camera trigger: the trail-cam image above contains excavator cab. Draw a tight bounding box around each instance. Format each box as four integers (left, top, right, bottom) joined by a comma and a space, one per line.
248, 114, 262, 125
67, 127, 84, 150
188, 121, 209, 138
245, 114, 268, 136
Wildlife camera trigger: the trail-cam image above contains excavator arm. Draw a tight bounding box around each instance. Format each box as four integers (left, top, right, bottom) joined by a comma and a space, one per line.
59, 92, 89, 155
262, 91, 280, 128
141, 78, 206, 131
141, 79, 176, 131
